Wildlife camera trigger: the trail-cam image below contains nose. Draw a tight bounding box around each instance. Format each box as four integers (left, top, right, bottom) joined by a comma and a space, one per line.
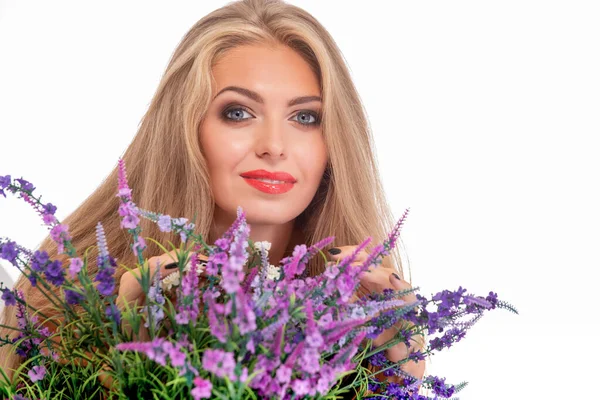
255, 119, 286, 159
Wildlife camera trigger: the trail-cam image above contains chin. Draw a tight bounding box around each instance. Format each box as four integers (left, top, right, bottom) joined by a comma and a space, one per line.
221, 198, 305, 226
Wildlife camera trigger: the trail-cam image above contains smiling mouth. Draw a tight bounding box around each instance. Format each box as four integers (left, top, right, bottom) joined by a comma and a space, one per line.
241, 177, 295, 194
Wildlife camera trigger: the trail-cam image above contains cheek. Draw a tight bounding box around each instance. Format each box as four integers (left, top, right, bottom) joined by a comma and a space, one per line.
297, 136, 328, 182
200, 126, 250, 176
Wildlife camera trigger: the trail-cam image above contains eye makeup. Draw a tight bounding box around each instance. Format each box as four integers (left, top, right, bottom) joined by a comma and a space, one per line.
219, 103, 321, 127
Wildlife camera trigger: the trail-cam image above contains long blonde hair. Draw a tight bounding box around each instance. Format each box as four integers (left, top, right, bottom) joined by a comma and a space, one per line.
1, 0, 411, 379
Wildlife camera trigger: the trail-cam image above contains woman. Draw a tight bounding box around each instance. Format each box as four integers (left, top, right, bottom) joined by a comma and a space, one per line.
0, 0, 426, 394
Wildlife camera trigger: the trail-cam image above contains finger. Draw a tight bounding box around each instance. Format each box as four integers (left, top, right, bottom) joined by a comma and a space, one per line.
118, 251, 206, 307
389, 272, 417, 303
326, 245, 369, 265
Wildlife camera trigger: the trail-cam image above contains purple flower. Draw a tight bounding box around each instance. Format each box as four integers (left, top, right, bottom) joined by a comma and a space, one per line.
291, 379, 311, 396
367, 352, 387, 367
0, 240, 18, 264
0, 175, 11, 197
44, 260, 65, 287
383, 208, 410, 253
27, 365, 46, 382
144, 267, 165, 329
106, 303, 121, 325
94, 223, 115, 296
30, 250, 49, 272
43, 202, 57, 215
430, 375, 455, 397
202, 349, 237, 381
175, 255, 200, 325
1, 288, 17, 306
15, 178, 35, 193
68, 257, 83, 278
121, 214, 140, 230
49, 224, 71, 255
117, 338, 197, 376
132, 235, 146, 258
117, 159, 132, 201
64, 289, 84, 305
191, 377, 212, 399
157, 215, 172, 232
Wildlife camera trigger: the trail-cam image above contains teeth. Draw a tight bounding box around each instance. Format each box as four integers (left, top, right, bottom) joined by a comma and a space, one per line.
255, 178, 286, 184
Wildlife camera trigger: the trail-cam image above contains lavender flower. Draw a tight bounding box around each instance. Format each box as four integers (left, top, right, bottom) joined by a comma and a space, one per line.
0, 174, 11, 197
157, 215, 172, 232
94, 223, 115, 296
68, 257, 83, 278
175, 254, 200, 325
31, 250, 49, 272
202, 349, 237, 381
106, 303, 122, 325
1, 287, 16, 306
191, 377, 213, 399
64, 289, 84, 305
27, 365, 46, 382
49, 224, 71, 255
0, 240, 18, 265
221, 207, 250, 294
44, 259, 65, 287
117, 337, 197, 376
143, 265, 165, 329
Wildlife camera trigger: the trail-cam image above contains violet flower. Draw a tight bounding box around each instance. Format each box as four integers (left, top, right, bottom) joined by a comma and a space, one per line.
143, 264, 165, 330
117, 337, 197, 377
191, 377, 213, 399
1, 287, 16, 306
116, 158, 146, 260
94, 222, 115, 296
175, 254, 199, 325
27, 365, 46, 382
201, 348, 237, 381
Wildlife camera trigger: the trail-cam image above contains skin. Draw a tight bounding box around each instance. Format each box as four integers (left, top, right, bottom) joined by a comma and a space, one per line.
117, 44, 425, 391
201, 43, 328, 266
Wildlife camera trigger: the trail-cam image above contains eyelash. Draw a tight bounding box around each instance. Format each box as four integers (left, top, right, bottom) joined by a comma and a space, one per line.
220, 105, 321, 127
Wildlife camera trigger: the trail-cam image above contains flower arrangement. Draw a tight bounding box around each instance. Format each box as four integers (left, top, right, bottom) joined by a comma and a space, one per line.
0, 160, 518, 400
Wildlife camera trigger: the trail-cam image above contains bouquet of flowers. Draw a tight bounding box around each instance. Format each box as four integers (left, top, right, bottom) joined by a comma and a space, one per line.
0, 160, 517, 400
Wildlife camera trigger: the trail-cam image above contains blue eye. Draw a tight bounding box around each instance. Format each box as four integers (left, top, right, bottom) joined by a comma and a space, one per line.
222, 107, 253, 122
221, 106, 321, 127
293, 111, 320, 126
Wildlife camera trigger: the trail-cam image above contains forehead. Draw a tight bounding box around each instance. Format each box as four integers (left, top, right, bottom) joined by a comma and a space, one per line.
211, 44, 320, 96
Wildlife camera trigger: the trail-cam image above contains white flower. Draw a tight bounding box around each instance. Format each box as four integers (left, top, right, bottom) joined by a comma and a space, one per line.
161, 271, 180, 291
265, 264, 281, 281
160, 258, 205, 291
254, 241, 272, 254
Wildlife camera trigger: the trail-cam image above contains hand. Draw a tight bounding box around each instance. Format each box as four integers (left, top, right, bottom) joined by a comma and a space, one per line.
98, 249, 208, 392
326, 245, 426, 389
116, 249, 209, 338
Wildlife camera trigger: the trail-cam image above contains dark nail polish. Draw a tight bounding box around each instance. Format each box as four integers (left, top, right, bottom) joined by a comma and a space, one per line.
165, 262, 178, 270
392, 273, 401, 281
328, 248, 341, 255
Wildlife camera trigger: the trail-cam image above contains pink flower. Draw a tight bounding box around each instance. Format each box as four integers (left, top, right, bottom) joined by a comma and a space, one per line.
202, 349, 236, 380
68, 257, 83, 278
28, 365, 46, 382
191, 377, 212, 399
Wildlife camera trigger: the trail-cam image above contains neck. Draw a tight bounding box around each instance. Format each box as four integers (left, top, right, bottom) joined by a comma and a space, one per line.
210, 209, 303, 266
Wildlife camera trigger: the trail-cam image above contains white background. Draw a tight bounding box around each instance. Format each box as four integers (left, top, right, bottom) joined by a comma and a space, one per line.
1, 1, 598, 398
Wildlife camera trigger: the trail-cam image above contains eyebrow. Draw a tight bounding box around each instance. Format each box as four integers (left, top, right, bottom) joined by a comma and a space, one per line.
213, 85, 322, 107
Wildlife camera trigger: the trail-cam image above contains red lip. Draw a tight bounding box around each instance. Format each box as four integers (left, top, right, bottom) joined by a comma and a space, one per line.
239, 169, 297, 183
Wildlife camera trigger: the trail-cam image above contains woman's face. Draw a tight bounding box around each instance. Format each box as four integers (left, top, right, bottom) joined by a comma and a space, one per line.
200, 44, 328, 226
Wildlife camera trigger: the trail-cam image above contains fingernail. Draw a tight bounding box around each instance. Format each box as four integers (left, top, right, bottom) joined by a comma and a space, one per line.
165, 262, 178, 270
392, 273, 401, 281
328, 248, 341, 255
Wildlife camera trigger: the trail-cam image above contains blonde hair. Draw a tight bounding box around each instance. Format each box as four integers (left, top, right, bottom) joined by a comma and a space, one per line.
1, 0, 415, 381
